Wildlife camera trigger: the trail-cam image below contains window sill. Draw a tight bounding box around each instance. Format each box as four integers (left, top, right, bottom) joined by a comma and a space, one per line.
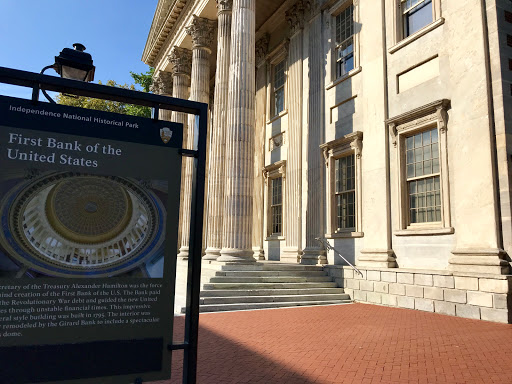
394, 227, 454, 236
388, 18, 445, 54
325, 231, 364, 239
326, 66, 362, 90
266, 235, 285, 241
266, 109, 288, 125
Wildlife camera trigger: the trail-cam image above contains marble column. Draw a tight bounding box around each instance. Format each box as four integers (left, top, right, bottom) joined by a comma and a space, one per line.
218, 0, 256, 263
204, 0, 233, 260
158, 71, 174, 120
177, 16, 215, 260
282, 1, 307, 263
168, 47, 192, 258
252, 34, 270, 260
301, 7, 326, 265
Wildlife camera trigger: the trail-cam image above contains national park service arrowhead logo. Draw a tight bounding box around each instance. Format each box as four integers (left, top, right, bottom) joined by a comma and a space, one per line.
160, 127, 173, 144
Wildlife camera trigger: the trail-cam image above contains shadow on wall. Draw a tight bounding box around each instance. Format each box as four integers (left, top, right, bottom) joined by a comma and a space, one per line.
332, 238, 356, 266
267, 241, 281, 261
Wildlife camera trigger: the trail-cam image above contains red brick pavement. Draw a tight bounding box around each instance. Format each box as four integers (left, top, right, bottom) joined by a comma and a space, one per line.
152, 303, 512, 384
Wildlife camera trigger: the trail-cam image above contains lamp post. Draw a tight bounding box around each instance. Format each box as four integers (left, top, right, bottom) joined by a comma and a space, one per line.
39, 43, 95, 103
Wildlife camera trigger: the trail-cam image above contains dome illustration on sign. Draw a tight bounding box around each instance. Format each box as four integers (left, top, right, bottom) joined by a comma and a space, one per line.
0, 171, 167, 278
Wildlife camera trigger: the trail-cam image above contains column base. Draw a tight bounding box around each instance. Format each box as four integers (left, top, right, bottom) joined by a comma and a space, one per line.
281, 247, 301, 264
253, 247, 265, 261
177, 246, 189, 260
218, 248, 256, 264
203, 247, 221, 260
449, 248, 510, 274
301, 247, 327, 265
358, 249, 396, 268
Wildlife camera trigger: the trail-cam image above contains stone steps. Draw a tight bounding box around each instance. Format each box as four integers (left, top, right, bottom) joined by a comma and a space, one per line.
202, 282, 338, 290
186, 262, 353, 313
216, 270, 327, 277
201, 293, 351, 305
209, 276, 332, 283
196, 300, 352, 313
200, 287, 346, 297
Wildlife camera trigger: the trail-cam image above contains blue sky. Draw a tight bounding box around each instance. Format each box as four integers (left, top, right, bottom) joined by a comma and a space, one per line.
0, 0, 158, 99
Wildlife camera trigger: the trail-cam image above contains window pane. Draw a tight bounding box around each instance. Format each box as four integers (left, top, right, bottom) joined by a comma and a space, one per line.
404, 0, 432, 37
406, 136, 414, 150
414, 133, 422, 148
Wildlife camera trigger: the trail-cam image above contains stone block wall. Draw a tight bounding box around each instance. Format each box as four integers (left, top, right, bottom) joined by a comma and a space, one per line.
324, 265, 512, 323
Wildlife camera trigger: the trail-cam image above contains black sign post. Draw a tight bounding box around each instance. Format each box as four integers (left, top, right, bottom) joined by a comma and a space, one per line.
0, 67, 208, 384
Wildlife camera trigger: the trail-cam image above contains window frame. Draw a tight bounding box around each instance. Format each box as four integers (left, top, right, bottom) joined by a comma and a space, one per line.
388, 99, 453, 236
320, 131, 363, 238
263, 160, 287, 240
266, 43, 288, 122
390, 0, 443, 52
328, 0, 361, 85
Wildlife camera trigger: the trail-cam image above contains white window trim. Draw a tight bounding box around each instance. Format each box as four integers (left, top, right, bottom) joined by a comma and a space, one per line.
266, 41, 289, 123
263, 160, 286, 240
389, 0, 444, 54
327, 0, 361, 85
388, 99, 453, 236
320, 131, 363, 238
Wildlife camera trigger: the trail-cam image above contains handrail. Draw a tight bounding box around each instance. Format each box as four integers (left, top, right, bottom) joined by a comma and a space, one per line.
315, 237, 364, 277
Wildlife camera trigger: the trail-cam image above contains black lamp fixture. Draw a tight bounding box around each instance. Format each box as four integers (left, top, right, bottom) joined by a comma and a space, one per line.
54, 43, 95, 82
39, 43, 95, 103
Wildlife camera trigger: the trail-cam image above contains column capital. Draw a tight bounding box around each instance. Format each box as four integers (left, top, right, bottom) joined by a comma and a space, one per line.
255, 34, 270, 66
150, 76, 162, 94
286, 0, 311, 35
157, 71, 173, 95
216, 0, 233, 14
168, 47, 192, 77
185, 15, 216, 50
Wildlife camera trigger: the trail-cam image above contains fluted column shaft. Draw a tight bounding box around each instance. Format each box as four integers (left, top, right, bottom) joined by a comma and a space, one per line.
302, 12, 326, 264
169, 47, 192, 258
218, 0, 256, 263
204, 2, 233, 260
178, 17, 215, 259
282, 4, 305, 263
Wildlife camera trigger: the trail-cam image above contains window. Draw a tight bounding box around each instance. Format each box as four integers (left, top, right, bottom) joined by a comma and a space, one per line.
273, 60, 286, 116
390, 0, 443, 52
401, 0, 433, 38
405, 129, 440, 224
388, 99, 453, 235
320, 131, 363, 238
335, 155, 355, 229
270, 177, 283, 235
335, 5, 354, 78
263, 160, 286, 239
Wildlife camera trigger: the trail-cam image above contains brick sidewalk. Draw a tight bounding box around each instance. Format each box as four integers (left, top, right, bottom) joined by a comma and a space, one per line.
153, 303, 512, 383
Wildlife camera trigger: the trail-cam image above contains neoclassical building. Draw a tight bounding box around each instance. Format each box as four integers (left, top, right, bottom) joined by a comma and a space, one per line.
144, 0, 512, 321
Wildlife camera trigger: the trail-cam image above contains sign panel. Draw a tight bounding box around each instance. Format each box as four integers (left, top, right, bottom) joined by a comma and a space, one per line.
0, 96, 182, 384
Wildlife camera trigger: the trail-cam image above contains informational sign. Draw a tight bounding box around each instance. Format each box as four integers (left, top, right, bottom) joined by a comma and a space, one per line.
0, 95, 183, 384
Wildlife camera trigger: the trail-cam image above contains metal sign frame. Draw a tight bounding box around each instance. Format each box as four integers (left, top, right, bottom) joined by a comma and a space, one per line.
0, 66, 207, 384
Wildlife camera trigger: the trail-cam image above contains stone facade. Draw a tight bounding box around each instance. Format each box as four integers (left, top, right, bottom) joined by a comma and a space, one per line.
143, 0, 512, 321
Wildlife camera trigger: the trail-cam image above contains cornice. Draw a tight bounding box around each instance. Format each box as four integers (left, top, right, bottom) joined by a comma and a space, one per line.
142, 0, 188, 67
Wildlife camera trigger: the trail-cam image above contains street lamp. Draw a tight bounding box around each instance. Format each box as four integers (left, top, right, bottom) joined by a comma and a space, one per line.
39, 43, 95, 103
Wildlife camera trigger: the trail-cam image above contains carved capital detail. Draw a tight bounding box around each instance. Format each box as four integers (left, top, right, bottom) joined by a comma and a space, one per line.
186, 15, 216, 50
389, 123, 398, 148
150, 76, 162, 94
256, 34, 270, 65
168, 47, 192, 77
436, 105, 449, 134
286, 0, 311, 35
350, 137, 363, 158
216, 0, 233, 13
157, 71, 173, 95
